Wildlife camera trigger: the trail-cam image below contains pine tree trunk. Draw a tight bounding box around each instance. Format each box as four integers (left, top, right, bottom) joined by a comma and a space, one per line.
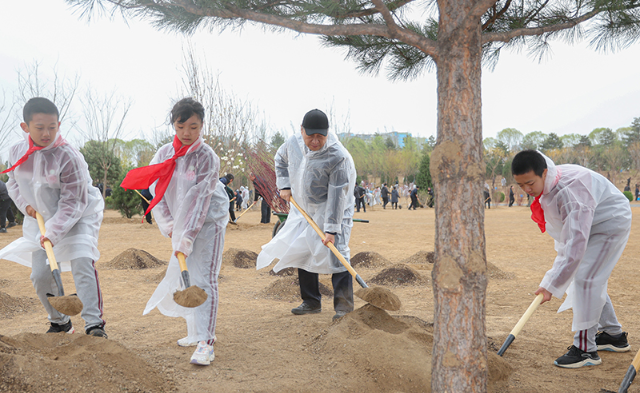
430, 4, 488, 391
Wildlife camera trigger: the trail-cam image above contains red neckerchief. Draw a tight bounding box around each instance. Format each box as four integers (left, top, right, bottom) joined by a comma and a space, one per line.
530, 193, 545, 233
1, 137, 45, 174
120, 136, 193, 215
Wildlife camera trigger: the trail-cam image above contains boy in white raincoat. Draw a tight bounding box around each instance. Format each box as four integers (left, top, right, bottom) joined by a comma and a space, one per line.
512, 150, 631, 369
0, 97, 106, 337
121, 98, 228, 366
256, 109, 357, 320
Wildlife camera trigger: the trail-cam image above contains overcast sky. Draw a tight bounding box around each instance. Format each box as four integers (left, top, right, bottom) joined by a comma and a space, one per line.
1, 0, 639, 159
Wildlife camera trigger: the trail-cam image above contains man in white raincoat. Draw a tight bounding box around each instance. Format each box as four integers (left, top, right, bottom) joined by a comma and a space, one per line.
256, 109, 357, 320
512, 150, 631, 369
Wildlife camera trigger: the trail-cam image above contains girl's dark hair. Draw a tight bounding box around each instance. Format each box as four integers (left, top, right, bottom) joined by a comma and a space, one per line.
511, 150, 547, 177
23, 97, 59, 123
170, 97, 205, 124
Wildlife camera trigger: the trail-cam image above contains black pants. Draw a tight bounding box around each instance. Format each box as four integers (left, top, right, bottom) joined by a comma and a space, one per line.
410, 196, 418, 210
298, 268, 353, 313
382, 196, 389, 209
509, 196, 514, 207
260, 199, 271, 223
140, 198, 153, 224
356, 197, 366, 212
0, 198, 11, 228
391, 202, 397, 209
228, 203, 236, 221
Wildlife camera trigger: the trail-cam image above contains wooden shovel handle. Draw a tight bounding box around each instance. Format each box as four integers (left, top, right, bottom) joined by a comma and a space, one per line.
35, 212, 60, 272
177, 252, 188, 272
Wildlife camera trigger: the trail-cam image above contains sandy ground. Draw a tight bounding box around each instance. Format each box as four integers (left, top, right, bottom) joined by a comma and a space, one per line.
1, 203, 640, 392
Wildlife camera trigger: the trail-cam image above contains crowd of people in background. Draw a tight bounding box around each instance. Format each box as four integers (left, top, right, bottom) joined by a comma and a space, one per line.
352, 180, 434, 211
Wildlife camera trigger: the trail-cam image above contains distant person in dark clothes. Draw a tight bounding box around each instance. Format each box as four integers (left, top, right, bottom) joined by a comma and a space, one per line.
0, 180, 18, 233
235, 189, 243, 211
140, 188, 153, 224
636, 184, 639, 201
484, 189, 491, 209
426, 187, 434, 208
508, 185, 515, 207
354, 182, 366, 212
250, 173, 271, 224
381, 183, 389, 209
409, 186, 419, 210
390, 185, 399, 209
220, 173, 236, 222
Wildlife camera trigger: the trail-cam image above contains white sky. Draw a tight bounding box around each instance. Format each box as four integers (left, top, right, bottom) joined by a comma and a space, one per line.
1, 0, 639, 159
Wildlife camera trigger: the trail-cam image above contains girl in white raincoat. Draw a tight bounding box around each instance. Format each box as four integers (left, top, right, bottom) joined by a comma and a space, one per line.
0, 97, 105, 337
256, 109, 357, 319
121, 98, 228, 366
512, 150, 631, 369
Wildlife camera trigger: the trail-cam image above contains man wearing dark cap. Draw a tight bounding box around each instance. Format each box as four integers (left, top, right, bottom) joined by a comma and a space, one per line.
256, 109, 357, 320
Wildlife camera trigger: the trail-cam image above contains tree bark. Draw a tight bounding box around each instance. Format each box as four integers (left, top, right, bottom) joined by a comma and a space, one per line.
430, 2, 488, 391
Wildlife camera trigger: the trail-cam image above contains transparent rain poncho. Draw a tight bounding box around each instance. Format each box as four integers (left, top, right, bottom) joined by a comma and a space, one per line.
0, 133, 104, 270
142, 137, 229, 343
256, 132, 356, 274
538, 153, 632, 331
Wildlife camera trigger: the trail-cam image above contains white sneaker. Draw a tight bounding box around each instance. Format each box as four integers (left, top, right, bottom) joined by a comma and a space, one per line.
178, 335, 215, 347
190, 341, 214, 365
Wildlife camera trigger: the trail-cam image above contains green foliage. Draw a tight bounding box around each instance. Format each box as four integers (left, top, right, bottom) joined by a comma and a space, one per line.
622, 118, 640, 147
270, 132, 286, 151
80, 140, 123, 190
110, 171, 142, 218
540, 133, 564, 152
416, 153, 432, 191
521, 131, 547, 151
496, 128, 523, 152
623, 191, 633, 202
495, 192, 505, 203
116, 138, 156, 167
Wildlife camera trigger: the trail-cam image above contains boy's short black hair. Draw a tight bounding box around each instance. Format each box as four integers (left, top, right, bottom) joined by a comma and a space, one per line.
23, 97, 59, 123
170, 97, 205, 124
512, 150, 547, 177
226, 173, 234, 181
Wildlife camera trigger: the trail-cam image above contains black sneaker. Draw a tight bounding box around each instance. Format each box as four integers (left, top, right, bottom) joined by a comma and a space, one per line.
7, 222, 17, 228
554, 345, 601, 368
86, 325, 108, 339
47, 321, 75, 334
332, 310, 349, 320
291, 302, 321, 315
596, 331, 630, 352
0, 228, 6, 233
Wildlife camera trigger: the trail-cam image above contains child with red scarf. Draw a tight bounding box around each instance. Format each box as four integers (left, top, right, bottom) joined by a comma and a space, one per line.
121, 97, 228, 366
0, 97, 106, 337
512, 150, 631, 369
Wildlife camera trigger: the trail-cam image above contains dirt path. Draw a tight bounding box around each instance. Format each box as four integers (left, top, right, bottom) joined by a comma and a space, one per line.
1, 205, 639, 392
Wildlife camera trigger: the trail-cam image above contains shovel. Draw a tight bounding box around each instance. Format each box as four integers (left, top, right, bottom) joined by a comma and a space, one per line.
497, 293, 543, 356
172, 251, 208, 308
289, 197, 401, 311
35, 212, 83, 316
234, 197, 261, 223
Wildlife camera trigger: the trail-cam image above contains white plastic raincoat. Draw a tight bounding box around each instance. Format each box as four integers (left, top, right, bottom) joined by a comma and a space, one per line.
0, 133, 103, 270
538, 154, 631, 331
256, 132, 356, 274
142, 137, 229, 343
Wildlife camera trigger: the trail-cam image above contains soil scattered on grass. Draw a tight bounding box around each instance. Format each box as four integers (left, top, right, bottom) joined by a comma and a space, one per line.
369, 264, 426, 287
400, 250, 435, 265
259, 277, 332, 301
312, 304, 512, 392
350, 251, 390, 268
0, 333, 176, 393
103, 248, 167, 270
0, 291, 37, 319
222, 248, 258, 269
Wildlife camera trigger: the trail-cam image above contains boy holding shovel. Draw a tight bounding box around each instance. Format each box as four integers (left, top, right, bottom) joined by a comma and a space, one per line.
0, 97, 106, 337
121, 97, 229, 366
512, 150, 631, 368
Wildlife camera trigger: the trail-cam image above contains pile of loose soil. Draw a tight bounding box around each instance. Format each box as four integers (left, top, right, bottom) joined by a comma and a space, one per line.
0, 291, 37, 319
103, 248, 167, 270
369, 264, 426, 287
400, 250, 435, 265
350, 251, 390, 268
487, 262, 514, 280
0, 278, 10, 288
222, 248, 258, 269
0, 333, 176, 393
268, 267, 296, 276
311, 304, 512, 392
259, 277, 332, 301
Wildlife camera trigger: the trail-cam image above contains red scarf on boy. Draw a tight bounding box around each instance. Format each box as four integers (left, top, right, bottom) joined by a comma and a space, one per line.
530, 194, 546, 233
120, 136, 192, 215
1, 137, 45, 174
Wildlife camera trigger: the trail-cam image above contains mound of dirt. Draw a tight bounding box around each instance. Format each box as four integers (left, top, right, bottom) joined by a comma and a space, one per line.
487, 262, 514, 280
0, 333, 175, 393
350, 251, 390, 268
369, 264, 426, 287
0, 279, 10, 288
103, 248, 167, 270
312, 304, 512, 392
259, 277, 332, 301
400, 250, 435, 265
0, 291, 38, 319
268, 267, 296, 276
222, 248, 258, 269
